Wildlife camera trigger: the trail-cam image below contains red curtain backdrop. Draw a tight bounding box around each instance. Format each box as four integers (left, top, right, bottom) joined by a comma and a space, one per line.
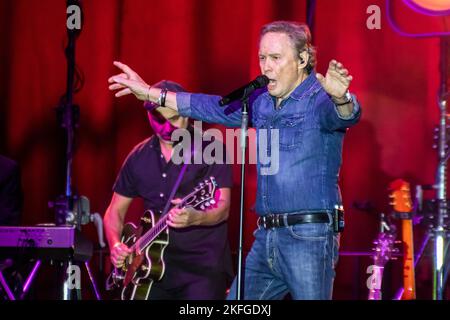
0, 0, 447, 299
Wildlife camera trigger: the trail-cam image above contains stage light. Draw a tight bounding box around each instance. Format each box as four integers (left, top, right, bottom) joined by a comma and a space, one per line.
387, 0, 450, 37
403, 0, 450, 16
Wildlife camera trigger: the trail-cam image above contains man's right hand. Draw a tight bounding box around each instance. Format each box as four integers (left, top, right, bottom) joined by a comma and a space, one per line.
108, 61, 150, 100
110, 242, 132, 268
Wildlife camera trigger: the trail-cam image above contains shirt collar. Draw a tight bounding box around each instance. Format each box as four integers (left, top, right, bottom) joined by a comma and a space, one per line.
263, 71, 322, 104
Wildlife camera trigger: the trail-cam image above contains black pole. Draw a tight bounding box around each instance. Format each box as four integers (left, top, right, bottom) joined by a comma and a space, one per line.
52, 0, 82, 227
63, 0, 82, 198
432, 35, 450, 301
306, 0, 316, 41
236, 91, 251, 300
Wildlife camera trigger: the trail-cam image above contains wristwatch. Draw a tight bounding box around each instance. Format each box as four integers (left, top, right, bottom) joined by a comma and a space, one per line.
332, 91, 353, 106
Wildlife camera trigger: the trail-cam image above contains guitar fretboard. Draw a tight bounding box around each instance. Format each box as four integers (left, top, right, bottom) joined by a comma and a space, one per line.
133, 214, 170, 252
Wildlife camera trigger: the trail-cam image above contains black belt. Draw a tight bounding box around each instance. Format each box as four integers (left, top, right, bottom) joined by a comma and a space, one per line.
257, 213, 330, 229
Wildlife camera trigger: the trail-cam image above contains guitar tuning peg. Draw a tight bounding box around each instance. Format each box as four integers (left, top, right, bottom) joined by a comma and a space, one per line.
205, 202, 210, 207
200, 205, 205, 210
210, 199, 216, 205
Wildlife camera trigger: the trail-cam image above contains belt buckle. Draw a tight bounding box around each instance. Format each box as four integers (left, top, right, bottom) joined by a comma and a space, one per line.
268, 214, 280, 229
257, 216, 267, 229
275, 214, 281, 228
265, 213, 280, 229
265, 215, 271, 229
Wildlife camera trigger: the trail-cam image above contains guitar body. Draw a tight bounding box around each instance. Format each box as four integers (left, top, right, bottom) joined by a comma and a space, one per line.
116, 210, 169, 300
368, 265, 385, 300
107, 177, 217, 300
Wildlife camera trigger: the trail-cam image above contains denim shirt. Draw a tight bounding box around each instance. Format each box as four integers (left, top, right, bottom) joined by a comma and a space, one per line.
177, 72, 361, 216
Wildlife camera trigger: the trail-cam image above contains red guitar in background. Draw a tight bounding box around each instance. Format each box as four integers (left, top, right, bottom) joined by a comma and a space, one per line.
389, 179, 416, 300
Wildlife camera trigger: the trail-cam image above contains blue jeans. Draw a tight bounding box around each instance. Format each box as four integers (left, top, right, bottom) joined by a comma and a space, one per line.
227, 221, 340, 300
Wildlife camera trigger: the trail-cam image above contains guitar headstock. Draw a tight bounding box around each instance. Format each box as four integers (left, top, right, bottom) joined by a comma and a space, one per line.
389, 179, 412, 214
183, 177, 218, 211
372, 231, 397, 267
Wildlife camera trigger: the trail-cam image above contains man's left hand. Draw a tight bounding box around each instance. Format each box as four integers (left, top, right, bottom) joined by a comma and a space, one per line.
316, 60, 353, 100
167, 199, 202, 228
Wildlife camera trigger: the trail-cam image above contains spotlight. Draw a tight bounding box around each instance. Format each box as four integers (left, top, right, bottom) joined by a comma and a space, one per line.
403, 0, 450, 16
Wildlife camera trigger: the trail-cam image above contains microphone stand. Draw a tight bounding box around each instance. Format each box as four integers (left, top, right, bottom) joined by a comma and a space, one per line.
49, 1, 98, 300
432, 36, 449, 300
235, 88, 251, 300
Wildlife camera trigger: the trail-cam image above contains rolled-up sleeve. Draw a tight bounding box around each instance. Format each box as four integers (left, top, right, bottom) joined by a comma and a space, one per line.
176, 92, 193, 117
335, 94, 361, 121
319, 91, 362, 131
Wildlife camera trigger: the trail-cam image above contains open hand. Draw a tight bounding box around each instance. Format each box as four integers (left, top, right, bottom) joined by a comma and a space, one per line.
316, 60, 353, 99
108, 61, 149, 101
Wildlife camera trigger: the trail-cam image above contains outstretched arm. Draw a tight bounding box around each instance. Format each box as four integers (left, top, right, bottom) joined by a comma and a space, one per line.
108, 61, 180, 111
108, 61, 243, 127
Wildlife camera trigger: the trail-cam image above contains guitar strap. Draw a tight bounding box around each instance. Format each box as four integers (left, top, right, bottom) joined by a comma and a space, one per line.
160, 163, 188, 216
160, 135, 198, 216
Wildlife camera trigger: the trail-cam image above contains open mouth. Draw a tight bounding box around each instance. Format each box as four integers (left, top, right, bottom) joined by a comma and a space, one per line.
267, 78, 276, 89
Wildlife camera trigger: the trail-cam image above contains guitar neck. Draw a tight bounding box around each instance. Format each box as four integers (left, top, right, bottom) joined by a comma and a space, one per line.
132, 192, 196, 252
130, 178, 215, 253
401, 219, 416, 300
132, 214, 170, 252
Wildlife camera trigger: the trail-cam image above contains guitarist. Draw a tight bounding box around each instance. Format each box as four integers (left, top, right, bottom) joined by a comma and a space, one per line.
103, 80, 234, 300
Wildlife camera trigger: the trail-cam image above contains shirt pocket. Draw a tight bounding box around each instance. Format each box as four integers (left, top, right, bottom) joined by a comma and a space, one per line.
253, 113, 268, 128
279, 114, 305, 150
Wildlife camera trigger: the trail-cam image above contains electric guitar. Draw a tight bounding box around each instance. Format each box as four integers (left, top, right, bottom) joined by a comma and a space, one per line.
368, 217, 396, 300
389, 179, 416, 300
109, 177, 217, 300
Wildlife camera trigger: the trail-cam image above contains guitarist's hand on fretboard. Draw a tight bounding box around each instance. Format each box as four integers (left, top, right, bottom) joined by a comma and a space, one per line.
167, 198, 203, 228
111, 242, 132, 268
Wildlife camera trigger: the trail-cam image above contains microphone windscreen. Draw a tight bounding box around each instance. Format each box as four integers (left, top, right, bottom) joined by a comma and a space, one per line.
255, 75, 269, 88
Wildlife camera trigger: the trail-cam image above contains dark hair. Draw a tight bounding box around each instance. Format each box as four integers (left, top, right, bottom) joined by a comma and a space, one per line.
152, 80, 186, 92
260, 21, 316, 74
144, 80, 186, 111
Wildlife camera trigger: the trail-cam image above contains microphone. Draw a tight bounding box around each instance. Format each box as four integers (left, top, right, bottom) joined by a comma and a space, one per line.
219, 75, 269, 106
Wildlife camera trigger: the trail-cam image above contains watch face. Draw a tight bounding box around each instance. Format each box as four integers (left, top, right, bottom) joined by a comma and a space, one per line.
345, 91, 352, 100
332, 91, 352, 106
